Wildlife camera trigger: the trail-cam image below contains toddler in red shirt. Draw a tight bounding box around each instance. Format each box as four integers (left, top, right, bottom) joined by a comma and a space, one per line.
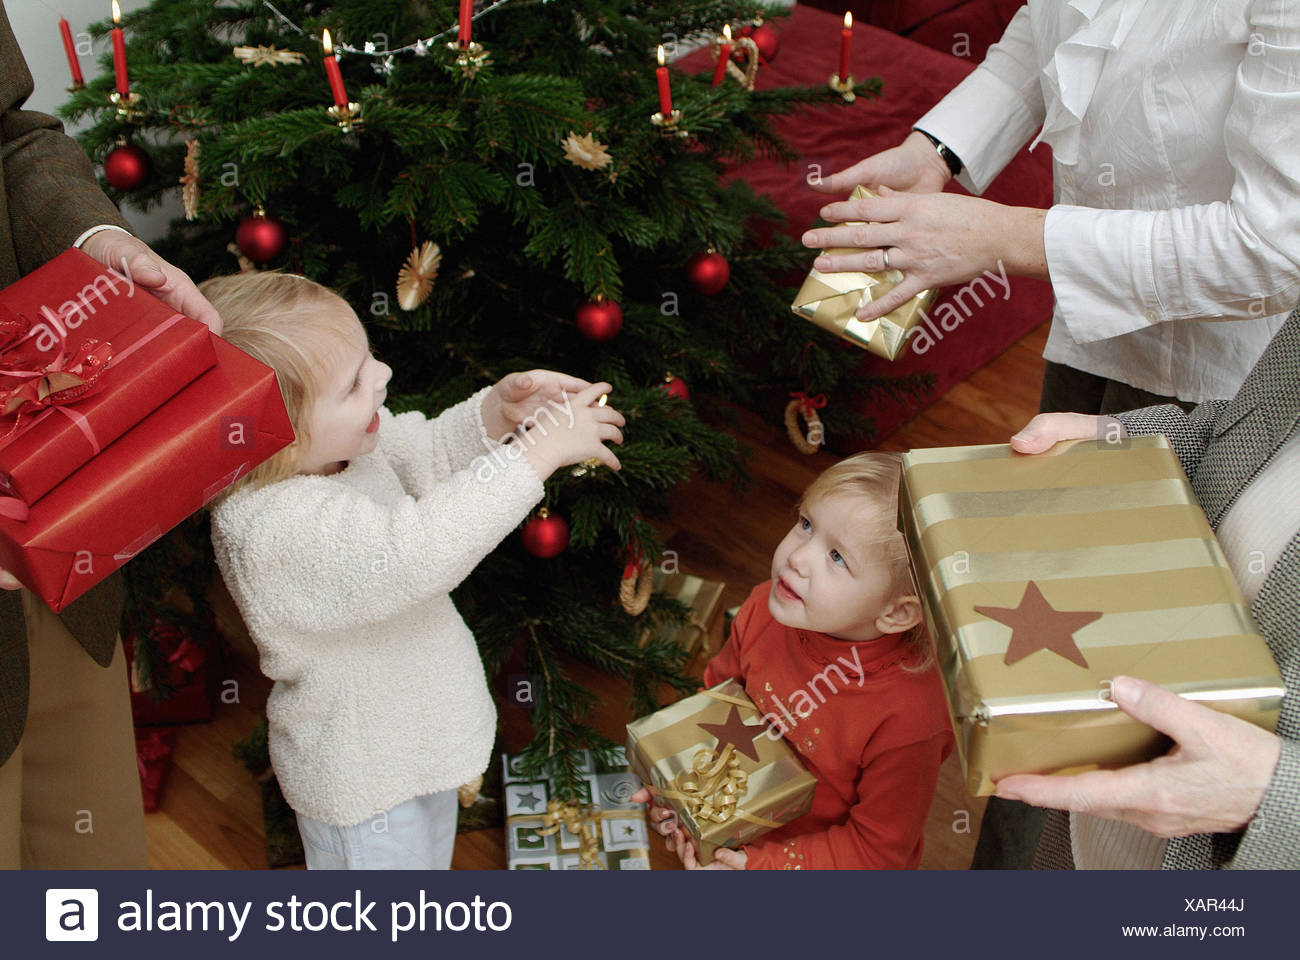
635, 452, 954, 869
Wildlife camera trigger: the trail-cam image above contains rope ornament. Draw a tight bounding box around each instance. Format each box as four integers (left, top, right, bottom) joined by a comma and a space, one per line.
619, 517, 653, 615
785, 391, 826, 455
620, 560, 654, 615
726, 36, 761, 90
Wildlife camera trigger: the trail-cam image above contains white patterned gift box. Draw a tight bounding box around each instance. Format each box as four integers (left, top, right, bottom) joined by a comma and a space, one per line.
502, 748, 652, 870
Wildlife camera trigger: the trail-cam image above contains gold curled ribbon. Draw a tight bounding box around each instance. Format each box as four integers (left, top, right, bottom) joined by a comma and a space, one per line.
533, 799, 605, 869
660, 744, 782, 830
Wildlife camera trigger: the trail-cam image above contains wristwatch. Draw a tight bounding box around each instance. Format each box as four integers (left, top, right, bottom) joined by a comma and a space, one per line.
915, 129, 963, 178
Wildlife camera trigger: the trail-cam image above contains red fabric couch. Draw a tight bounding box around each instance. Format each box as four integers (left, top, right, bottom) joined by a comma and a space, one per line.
799, 0, 1024, 64
681, 5, 1052, 440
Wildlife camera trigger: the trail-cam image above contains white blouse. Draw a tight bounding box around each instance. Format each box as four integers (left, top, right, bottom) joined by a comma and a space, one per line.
915, 0, 1300, 403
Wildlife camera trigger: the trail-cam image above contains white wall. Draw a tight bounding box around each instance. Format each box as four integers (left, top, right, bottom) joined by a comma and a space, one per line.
9, 0, 182, 242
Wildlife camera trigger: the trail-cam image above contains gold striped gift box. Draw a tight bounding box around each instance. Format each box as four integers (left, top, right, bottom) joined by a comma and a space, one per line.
899, 435, 1284, 796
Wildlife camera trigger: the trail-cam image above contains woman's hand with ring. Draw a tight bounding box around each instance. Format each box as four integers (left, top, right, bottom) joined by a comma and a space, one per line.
800, 187, 1049, 323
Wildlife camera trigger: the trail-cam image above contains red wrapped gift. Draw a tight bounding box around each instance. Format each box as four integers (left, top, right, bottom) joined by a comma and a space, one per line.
0, 336, 294, 612
0, 249, 217, 508
124, 621, 217, 726
135, 728, 175, 813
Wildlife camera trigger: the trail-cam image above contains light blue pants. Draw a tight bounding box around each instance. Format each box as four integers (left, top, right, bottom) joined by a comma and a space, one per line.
296, 788, 459, 870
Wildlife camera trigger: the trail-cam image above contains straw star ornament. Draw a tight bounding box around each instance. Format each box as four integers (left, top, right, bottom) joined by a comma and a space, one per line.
562, 131, 612, 171
396, 241, 442, 310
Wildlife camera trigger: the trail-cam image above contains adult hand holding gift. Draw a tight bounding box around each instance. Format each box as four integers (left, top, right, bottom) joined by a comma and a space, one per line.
79, 229, 221, 335
804, 187, 1047, 322
993, 413, 1283, 841
0, 196, 223, 599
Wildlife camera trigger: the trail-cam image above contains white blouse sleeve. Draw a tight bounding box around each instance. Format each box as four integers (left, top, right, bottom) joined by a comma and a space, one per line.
1046, 0, 1300, 343
912, 5, 1046, 196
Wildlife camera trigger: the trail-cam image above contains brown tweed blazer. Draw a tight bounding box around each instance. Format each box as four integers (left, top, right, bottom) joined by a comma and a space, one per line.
1035, 304, 1300, 870
0, 2, 134, 766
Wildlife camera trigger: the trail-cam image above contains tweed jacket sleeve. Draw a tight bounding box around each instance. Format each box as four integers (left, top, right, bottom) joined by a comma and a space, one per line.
0, 4, 130, 275
0, 1, 129, 769
1116, 311, 1300, 870
1114, 401, 1232, 478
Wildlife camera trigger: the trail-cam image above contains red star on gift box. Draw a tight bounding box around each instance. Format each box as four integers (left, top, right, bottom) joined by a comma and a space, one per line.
974, 580, 1102, 669
697, 704, 766, 763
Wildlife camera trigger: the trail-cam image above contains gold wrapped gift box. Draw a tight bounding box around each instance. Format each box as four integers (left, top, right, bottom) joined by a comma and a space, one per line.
899, 435, 1285, 796
791, 185, 938, 360
627, 679, 817, 863
637, 571, 726, 661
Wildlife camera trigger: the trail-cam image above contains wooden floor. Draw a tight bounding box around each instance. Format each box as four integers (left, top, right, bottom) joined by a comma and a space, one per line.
146, 321, 1050, 870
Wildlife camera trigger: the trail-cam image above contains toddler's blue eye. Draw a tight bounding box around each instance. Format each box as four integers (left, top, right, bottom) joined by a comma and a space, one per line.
799, 516, 811, 531
830, 549, 846, 567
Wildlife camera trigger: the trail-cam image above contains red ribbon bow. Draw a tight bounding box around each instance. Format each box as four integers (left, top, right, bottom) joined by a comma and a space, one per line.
135, 730, 174, 780
623, 515, 647, 580
788, 391, 828, 416
1, 308, 114, 442
166, 636, 206, 675
0, 311, 114, 522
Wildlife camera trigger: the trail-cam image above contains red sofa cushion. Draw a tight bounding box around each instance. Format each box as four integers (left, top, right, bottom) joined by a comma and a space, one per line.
798, 0, 1024, 63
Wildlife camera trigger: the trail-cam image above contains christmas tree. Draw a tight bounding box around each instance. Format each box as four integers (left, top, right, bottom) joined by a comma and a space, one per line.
64, 0, 916, 794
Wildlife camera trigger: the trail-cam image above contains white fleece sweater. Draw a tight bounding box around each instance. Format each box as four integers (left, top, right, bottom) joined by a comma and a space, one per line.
210, 388, 544, 827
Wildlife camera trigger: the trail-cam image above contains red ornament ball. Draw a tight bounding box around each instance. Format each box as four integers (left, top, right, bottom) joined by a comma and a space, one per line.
749, 23, 780, 62
522, 510, 569, 558
103, 143, 151, 192
575, 299, 623, 341
236, 212, 288, 264
686, 250, 730, 296
659, 374, 690, 402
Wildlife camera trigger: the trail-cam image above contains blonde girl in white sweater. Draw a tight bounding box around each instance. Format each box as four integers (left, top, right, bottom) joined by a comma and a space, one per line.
203, 271, 625, 869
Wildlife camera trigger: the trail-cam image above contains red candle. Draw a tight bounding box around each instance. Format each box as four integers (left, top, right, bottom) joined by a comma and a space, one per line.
59, 17, 84, 87
110, 1, 129, 96
458, 0, 473, 47
321, 30, 348, 107
655, 45, 672, 115
838, 12, 853, 80
711, 24, 732, 88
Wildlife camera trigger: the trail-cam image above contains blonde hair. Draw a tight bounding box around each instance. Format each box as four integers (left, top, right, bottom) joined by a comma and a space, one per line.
799, 452, 932, 669
200, 271, 356, 494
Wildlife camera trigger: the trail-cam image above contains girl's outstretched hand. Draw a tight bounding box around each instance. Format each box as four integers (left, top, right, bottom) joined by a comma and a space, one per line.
482, 370, 595, 442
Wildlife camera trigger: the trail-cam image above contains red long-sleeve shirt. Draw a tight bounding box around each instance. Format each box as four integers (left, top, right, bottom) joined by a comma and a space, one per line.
702, 582, 954, 870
